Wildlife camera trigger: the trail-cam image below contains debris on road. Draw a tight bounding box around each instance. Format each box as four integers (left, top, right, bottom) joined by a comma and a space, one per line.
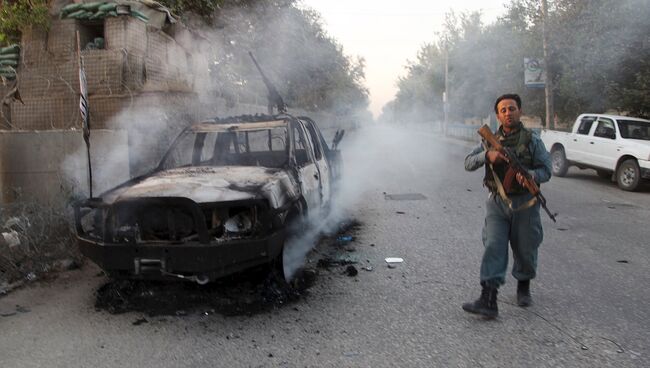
386, 257, 403, 269
385, 257, 404, 264
1, 230, 20, 248
92, 218, 365, 316
95, 270, 309, 317
344, 265, 358, 277
396, 211, 405, 214
0, 200, 81, 294
337, 235, 353, 243
132, 318, 148, 326
0, 304, 30, 317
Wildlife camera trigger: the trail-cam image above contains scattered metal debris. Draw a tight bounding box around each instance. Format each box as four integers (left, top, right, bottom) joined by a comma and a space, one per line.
396, 211, 405, 214
616, 260, 629, 264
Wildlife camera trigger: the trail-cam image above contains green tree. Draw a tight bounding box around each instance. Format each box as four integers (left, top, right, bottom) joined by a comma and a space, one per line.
384, 0, 650, 123
207, 1, 369, 115
0, 0, 49, 45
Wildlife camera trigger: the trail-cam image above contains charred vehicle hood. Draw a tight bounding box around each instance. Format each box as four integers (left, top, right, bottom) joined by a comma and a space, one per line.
102, 166, 299, 209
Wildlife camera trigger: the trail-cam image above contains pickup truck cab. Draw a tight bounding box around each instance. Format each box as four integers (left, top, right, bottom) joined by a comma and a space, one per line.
541, 114, 650, 191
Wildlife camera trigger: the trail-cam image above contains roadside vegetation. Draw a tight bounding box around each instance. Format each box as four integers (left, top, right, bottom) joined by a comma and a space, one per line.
382, 0, 650, 123
0, 0, 49, 44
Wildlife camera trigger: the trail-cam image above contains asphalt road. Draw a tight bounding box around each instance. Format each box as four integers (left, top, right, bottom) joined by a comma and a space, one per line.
1, 125, 648, 368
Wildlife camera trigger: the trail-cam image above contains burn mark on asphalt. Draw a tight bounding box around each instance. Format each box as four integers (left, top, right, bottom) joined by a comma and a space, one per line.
94, 219, 364, 317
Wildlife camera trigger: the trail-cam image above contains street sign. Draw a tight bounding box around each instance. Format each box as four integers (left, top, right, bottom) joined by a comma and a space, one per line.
524, 58, 545, 88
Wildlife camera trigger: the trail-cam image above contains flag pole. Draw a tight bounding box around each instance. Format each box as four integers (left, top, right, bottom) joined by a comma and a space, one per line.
76, 31, 93, 198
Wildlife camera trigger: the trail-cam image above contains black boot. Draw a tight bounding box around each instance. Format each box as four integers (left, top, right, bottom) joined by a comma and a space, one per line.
462, 282, 498, 318
517, 280, 532, 307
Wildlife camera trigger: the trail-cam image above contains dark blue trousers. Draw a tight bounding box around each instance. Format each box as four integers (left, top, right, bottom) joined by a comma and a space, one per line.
480, 193, 543, 287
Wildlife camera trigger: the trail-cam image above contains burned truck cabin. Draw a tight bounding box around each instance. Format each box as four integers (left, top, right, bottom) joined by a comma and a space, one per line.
158, 119, 296, 170
74, 114, 341, 282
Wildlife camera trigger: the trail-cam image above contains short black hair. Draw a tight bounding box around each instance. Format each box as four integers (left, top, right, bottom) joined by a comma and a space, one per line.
494, 94, 522, 113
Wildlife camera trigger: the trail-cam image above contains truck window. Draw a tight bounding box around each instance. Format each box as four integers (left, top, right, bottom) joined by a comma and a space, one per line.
577, 117, 596, 135
617, 119, 650, 140
593, 118, 616, 139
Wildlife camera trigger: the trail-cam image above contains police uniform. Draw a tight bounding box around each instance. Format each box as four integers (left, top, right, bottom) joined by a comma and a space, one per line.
463, 122, 552, 313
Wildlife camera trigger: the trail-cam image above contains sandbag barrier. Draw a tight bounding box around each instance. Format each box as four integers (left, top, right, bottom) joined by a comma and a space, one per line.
60, 2, 149, 23
0, 44, 20, 80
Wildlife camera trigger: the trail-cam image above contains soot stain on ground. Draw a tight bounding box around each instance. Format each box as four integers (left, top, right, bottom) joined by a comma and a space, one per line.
314, 219, 363, 271
94, 219, 363, 317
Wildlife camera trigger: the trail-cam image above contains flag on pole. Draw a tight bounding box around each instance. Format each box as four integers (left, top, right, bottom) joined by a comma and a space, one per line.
79, 56, 90, 145
77, 31, 93, 198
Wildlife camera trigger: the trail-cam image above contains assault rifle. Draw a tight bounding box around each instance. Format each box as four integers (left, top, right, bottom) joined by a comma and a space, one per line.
248, 52, 287, 115
478, 124, 557, 222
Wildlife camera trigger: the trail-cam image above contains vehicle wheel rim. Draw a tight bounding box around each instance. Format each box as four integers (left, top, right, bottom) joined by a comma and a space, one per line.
621, 166, 635, 186
552, 153, 562, 171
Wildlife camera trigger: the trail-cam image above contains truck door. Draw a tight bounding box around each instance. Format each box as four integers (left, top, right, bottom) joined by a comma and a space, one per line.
302, 119, 331, 208
291, 122, 321, 214
590, 117, 619, 169
569, 116, 597, 163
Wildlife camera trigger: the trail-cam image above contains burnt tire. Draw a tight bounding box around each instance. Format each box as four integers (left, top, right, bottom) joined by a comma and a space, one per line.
276, 206, 308, 282
616, 159, 641, 191
551, 148, 568, 177
596, 170, 612, 180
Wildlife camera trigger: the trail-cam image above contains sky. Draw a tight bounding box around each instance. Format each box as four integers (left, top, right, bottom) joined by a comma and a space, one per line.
299, 0, 511, 118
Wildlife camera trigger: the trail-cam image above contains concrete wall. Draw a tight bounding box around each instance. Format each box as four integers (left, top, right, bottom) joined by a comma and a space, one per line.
0, 130, 129, 205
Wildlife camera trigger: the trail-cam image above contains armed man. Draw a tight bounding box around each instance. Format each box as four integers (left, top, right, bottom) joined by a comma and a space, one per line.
463, 94, 552, 318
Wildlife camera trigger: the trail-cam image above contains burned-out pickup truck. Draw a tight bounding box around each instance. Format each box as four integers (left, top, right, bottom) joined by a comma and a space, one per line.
74, 114, 342, 283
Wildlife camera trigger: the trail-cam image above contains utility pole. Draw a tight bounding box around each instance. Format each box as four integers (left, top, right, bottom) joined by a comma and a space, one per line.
443, 46, 449, 135
541, 0, 554, 129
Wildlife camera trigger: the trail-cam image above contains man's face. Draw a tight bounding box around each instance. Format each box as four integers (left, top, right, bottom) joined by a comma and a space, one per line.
496, 99, 521, 130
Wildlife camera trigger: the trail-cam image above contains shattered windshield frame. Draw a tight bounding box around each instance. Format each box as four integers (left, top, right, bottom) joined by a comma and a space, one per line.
158, 121, 292, 170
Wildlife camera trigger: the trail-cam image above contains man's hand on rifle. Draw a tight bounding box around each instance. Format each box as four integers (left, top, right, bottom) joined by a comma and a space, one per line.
516, 172, 534, 186
486, 150, 509, 164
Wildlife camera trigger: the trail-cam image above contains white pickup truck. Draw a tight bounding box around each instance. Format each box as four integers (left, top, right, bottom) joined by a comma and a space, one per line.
541, 114, 650, 191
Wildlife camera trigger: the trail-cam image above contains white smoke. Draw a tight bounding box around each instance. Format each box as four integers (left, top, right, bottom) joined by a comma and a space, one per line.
281, 122, 445, 280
